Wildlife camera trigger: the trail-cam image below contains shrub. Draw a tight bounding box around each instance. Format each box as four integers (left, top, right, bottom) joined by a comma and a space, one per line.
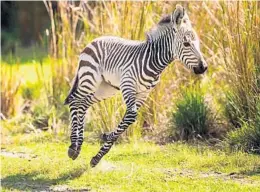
171, 84, 212, 141
226, 101, 260, 154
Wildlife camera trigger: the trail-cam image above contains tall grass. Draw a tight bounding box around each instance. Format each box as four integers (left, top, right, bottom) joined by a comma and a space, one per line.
199, 2, 260, 151
1, 64, 21, 118
204, 2, 260, 128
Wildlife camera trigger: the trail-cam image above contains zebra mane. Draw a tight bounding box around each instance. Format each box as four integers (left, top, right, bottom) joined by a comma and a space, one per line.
146, 15, 173, 43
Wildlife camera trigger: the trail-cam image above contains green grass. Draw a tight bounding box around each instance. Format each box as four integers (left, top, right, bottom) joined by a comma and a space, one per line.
1, 136, 260, 192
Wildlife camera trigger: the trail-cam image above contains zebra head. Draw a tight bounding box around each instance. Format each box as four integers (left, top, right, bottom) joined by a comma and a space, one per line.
171, 5, 208, 74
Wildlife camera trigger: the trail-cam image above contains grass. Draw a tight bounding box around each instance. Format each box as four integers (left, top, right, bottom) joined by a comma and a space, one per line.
1, 134, 260, 192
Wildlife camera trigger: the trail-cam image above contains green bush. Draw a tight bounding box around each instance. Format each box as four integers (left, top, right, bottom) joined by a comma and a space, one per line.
171, 85, 211, 141
226, 102, 260, 154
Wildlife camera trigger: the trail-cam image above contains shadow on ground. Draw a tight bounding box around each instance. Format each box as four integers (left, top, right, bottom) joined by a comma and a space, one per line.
1, 167, 90, 192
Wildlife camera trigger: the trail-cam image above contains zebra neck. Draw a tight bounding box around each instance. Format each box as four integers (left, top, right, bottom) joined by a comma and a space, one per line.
149, 33, 174, 75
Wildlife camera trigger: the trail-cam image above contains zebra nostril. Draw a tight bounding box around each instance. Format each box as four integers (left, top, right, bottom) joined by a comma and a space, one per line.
199, 61, 204, 69
204, 66, 208, 71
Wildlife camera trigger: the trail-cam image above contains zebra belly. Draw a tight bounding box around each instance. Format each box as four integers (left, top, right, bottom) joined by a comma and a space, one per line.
94, 80, 119, 100
102, 71, 121, 88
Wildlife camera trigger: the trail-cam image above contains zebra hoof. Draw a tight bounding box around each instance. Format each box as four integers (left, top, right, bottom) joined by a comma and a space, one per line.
68, 147, 79, 160
90, 156, 100, 167
100, 133, 109, 142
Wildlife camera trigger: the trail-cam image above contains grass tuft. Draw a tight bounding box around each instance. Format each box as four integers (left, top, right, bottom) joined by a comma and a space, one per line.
171, 84, 212, 141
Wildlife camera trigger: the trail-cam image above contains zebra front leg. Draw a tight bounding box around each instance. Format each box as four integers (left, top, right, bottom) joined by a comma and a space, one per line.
90, 81, 140, 167
101, 92, 147, 143
90, 105, 138, 167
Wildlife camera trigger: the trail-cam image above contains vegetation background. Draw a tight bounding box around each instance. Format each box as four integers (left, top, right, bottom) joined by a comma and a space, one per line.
1, 1, 260, 191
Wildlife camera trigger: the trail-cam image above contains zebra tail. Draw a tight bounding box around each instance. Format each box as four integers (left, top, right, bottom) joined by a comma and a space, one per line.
64, 75, 79, 105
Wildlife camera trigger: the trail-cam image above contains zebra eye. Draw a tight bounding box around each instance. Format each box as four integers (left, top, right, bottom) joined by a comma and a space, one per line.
183, 42, 191, 47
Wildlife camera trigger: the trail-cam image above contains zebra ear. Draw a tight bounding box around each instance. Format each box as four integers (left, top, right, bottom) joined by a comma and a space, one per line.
172, 4, 185, 27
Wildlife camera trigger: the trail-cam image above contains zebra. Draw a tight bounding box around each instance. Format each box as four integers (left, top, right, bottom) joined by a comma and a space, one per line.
64, 4, 208, 167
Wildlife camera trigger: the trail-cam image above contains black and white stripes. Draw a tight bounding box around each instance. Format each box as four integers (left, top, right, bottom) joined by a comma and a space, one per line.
65, 4, 208, 167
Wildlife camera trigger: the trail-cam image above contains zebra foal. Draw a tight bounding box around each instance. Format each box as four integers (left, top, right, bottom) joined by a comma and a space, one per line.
64, 4, 208, 167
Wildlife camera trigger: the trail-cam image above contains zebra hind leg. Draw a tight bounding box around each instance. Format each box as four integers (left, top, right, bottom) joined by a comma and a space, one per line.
68, 78, 119, 160
68, 93, 99, 160
68, 98, 83, 160
66, 58, 103, 160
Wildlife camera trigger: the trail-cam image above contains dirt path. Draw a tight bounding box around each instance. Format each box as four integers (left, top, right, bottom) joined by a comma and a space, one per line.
1, 150, 38, 160
162, 168, 258, 186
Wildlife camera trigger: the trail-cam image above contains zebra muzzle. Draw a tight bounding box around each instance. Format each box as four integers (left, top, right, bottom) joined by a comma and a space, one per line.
193, 60, 208, 75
